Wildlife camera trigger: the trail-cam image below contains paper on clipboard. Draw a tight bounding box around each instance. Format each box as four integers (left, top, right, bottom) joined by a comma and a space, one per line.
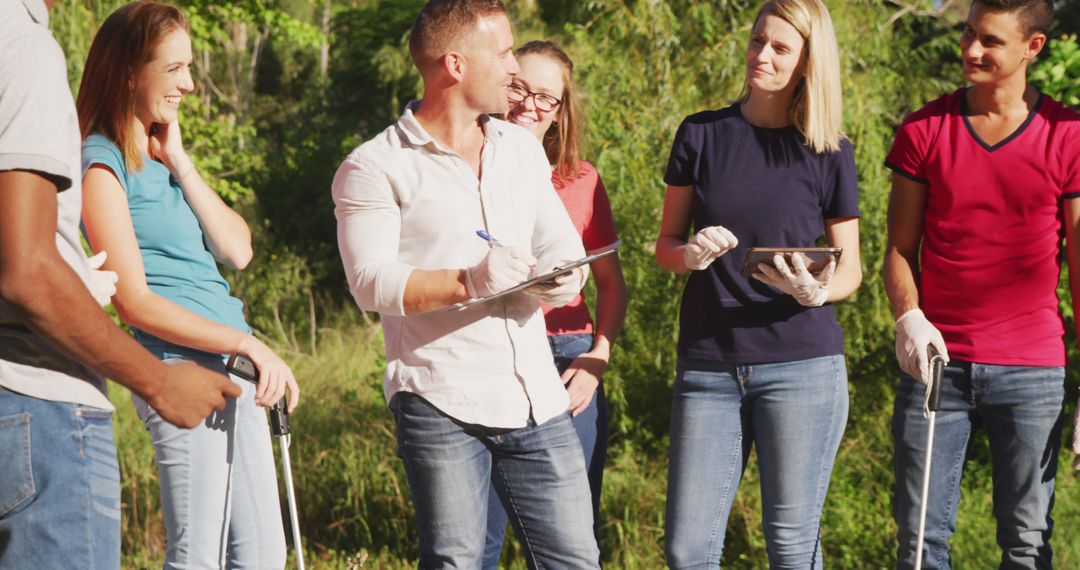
445, 242, 619, 312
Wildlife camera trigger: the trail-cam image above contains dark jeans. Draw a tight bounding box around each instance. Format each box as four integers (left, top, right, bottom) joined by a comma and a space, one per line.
482, 333, 608, 569
892, 361, 1065, 569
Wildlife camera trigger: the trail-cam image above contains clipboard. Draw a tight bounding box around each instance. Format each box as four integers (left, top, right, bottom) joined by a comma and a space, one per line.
445, 242, 619, 311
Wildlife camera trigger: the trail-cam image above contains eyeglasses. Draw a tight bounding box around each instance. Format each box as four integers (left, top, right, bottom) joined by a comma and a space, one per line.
506, 81, 562, 112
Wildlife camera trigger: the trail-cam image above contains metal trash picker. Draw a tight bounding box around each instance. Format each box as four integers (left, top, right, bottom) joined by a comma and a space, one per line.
227, 354, 306, 570
914, 347, 946, 569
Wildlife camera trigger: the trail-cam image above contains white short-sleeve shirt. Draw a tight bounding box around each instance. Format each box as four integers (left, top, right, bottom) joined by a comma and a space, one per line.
0, 0, 112, 410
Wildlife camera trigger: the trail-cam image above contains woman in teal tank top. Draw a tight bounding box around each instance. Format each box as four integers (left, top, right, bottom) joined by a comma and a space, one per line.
76, 3, 298, 567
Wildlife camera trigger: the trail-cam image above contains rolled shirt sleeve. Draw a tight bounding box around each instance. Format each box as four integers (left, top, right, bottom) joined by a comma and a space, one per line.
331, 154, 415, 316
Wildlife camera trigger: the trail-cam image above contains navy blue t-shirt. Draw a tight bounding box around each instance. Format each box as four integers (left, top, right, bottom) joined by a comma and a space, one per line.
664, 105, 860, 363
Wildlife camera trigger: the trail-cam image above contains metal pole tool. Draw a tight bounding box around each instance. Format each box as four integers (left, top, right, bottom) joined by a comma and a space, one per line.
914, 347, 946, 569
227, 354, 306, 570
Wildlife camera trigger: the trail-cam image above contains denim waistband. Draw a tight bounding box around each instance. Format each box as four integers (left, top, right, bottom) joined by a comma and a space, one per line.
678, 352, 845, 371
132, 329, 227, 363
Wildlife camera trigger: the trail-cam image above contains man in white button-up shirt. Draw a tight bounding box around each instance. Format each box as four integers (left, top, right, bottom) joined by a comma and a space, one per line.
331, 0, 601, 567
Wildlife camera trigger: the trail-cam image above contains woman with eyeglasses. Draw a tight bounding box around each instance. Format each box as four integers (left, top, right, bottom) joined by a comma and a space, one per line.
481, 40, 627, 568
655, 0, 861, 567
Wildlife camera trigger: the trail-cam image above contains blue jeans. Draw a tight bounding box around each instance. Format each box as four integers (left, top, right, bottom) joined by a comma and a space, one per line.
664, 355, 848, 569
482, 333, 608, 568
134, 338, 286, 569
0, 388, 120, 569
892, 361, 1065, 570
392, 392, 600, 569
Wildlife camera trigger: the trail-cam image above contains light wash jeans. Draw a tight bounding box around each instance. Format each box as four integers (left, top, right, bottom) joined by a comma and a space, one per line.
391, 392, 600, 569
664, 354, 849, 570
482, 333, 608, 569
892, 361, 1065, 570
0, 388, 120, 569
134, 337, 285, 569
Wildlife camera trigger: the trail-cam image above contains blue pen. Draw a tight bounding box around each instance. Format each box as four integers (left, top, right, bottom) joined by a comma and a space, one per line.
476, 229, 503, 247
477, 229, 538, 275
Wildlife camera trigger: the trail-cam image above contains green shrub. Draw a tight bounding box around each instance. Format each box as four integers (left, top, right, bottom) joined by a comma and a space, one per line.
1032, 34, 1080, 107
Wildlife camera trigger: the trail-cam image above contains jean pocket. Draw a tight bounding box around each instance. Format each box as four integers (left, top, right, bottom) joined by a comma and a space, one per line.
0, 412, 35, 517
76, 406, 114, 424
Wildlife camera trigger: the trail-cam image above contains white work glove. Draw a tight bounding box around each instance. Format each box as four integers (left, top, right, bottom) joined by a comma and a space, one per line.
683, 226, 738, 270
523, 262, 586, 307
1071, 398, 1080, 470
86, 251, 118, 307
465, 246, 535, 299
752, 253, 834, 307
894, 308, 949, 384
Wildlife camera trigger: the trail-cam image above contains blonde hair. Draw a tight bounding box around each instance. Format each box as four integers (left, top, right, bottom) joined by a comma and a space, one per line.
739, 0, 844, 153
515, 41, 584, 180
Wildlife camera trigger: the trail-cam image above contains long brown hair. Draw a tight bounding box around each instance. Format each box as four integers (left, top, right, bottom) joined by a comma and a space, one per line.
76, 1, 188, 171
515, 41, 584, 180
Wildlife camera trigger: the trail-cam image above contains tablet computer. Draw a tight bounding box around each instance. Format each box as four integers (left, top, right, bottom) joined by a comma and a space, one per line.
444, 243, 619, 312
740, 247, 842, 277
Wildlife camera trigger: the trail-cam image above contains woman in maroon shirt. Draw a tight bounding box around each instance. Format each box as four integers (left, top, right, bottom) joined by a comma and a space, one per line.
482, 40, 627, 567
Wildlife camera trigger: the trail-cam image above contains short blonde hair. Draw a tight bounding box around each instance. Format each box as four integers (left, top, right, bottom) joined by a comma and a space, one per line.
739, 0, 844, 154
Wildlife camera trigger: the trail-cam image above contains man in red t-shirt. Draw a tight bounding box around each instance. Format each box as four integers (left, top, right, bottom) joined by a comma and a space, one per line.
883, 0, 1080, 567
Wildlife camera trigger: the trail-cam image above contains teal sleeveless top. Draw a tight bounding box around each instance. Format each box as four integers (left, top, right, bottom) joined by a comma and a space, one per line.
81, 134, 249, 337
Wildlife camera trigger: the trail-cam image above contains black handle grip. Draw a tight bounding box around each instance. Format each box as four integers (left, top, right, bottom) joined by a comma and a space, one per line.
927, 347, 945, 412
225, 354, 291, 436
269, 401, 290, 436
225, 353, 257, 382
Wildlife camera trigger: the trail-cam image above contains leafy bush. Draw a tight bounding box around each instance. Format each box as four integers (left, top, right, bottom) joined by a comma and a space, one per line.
1032, 34, 1080, 107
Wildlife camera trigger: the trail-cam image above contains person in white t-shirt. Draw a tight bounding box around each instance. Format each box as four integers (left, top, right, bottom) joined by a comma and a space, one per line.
0, 1, 238, 567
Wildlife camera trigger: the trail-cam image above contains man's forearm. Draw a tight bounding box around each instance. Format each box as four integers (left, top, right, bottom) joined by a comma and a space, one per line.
1068, 272, 1080, 348
883, 248, 921, 319
1066, 217, 1080, 347
402, 268, 471, 315
2, 254, 166, 401
1062, 198, 1080, 350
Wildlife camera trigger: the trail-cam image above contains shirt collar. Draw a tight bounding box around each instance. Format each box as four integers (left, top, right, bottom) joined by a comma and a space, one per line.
21, 0, 49, 26
397, 100, 506, 151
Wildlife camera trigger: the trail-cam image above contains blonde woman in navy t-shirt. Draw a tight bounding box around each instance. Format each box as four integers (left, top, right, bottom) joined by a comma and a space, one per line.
654, 0, 861, 567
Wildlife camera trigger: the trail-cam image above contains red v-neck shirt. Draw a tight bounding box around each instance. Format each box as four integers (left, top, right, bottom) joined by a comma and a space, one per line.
886, 88, 1080, 366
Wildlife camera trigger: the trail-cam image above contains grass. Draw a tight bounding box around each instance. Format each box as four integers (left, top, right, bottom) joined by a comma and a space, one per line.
114, 320, 1080, 568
